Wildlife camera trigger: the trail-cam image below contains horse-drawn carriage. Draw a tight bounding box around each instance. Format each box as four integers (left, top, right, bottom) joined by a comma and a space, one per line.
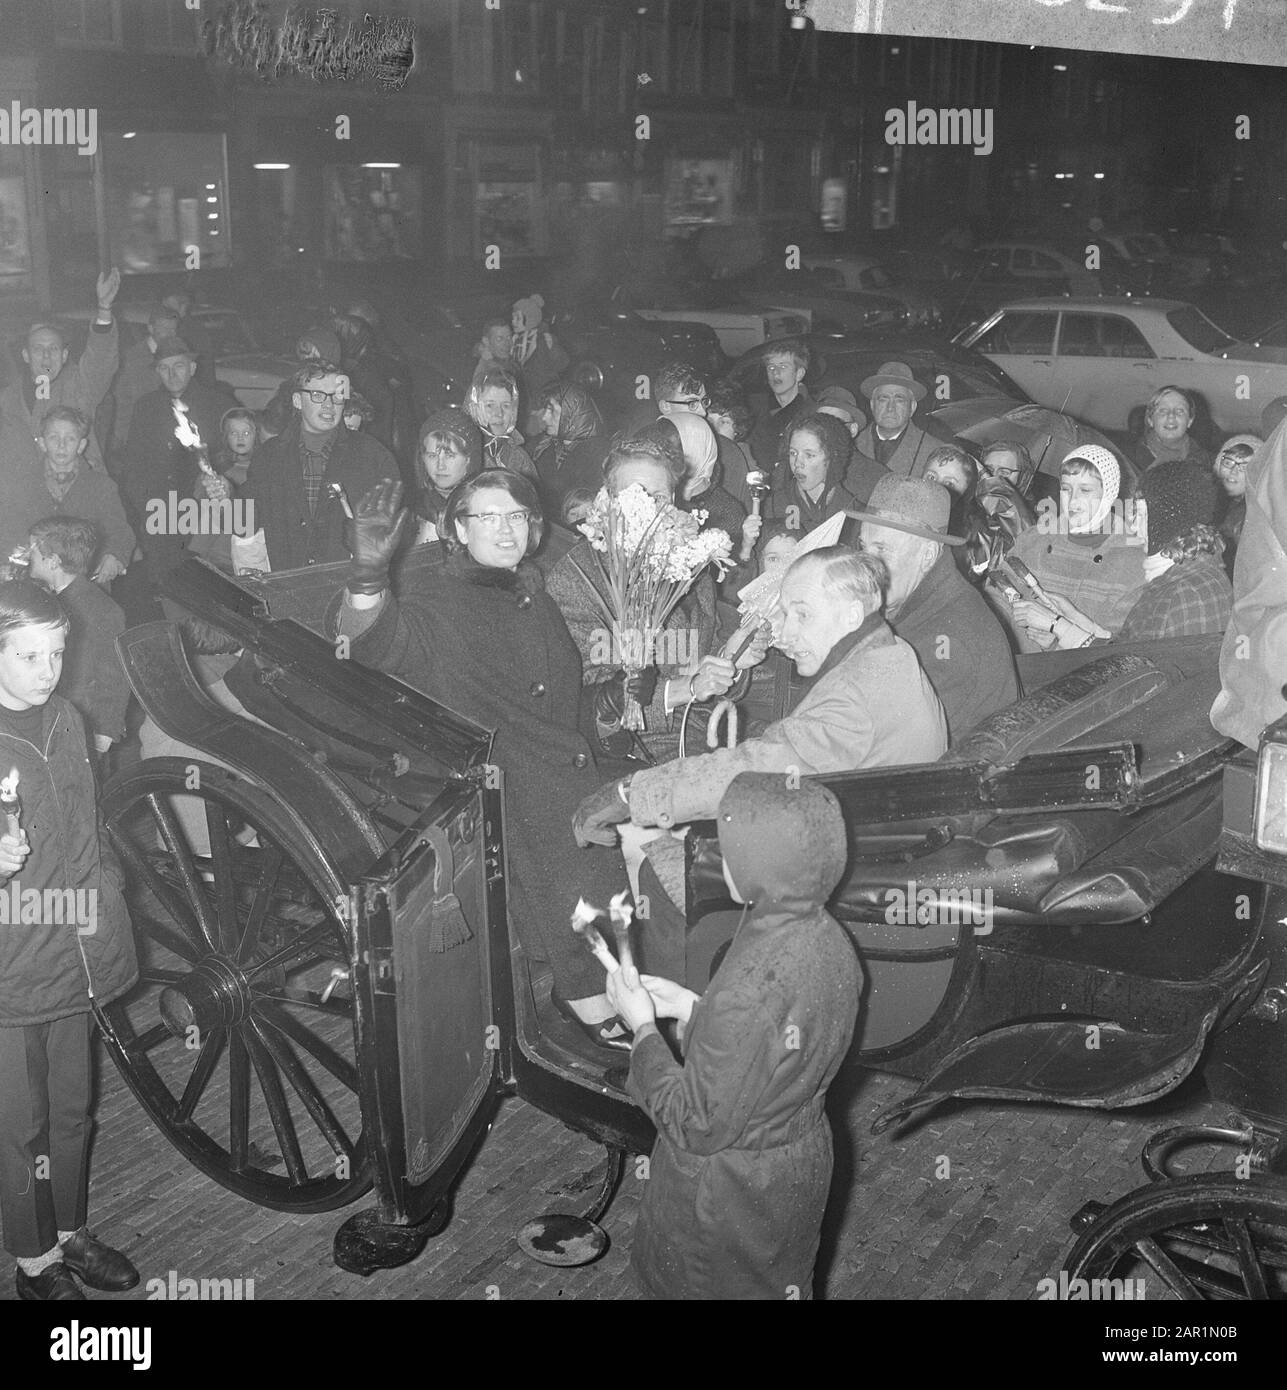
98, 553, 1287, 1294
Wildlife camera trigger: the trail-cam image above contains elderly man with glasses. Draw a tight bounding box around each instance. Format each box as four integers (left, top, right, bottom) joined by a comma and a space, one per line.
241, 362, 401, 572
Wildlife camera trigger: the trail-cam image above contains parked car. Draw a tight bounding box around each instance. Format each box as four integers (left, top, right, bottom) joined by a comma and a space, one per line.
955, 295, 1287, 437
722, 261, 906, 337
612, 280, 809, 359
798, 252, 942, 327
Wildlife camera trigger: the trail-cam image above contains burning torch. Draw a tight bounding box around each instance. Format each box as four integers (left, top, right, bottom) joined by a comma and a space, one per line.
570, 897, 619, 974
746, 470, 771, 518
172, 399, 220, 486
0, 768, 21, 841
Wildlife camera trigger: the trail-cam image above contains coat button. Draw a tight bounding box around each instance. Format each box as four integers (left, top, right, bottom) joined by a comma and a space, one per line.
517, 594, 532, 610
530, 681, 546, 697
572, 752, 588, 769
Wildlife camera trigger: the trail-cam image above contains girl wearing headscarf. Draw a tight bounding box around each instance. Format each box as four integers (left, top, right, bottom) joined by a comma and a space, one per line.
671, 412, 750, 552
1005, 444, 1147, 652
466, 368, 539, 482
605, 772, 862, 1300
412, 407, 482, 544
1016, 460, 1228, 648
530, 382, 608, 517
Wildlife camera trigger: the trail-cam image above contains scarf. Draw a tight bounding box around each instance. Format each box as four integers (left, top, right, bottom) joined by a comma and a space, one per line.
44, 462, 78, 504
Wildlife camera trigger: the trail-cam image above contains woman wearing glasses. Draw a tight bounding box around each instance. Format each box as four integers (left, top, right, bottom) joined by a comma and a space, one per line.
333, 470, 638, 1052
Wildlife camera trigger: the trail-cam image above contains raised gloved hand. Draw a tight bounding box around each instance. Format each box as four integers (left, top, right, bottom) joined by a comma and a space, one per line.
346, 478, 408, 595
573, 779, 632, 848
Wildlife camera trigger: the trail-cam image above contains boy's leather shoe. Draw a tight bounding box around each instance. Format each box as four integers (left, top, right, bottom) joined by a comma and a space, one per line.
60, 1230, 140, 1291
16, 1263, 86, 1300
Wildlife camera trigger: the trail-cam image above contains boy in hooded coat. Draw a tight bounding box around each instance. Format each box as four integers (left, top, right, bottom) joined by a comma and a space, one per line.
606, 771, 861, 1300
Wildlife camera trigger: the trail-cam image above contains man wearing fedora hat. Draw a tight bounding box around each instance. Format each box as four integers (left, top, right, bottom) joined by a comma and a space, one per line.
846, 360, 947, 495
851, 475, 1018, 742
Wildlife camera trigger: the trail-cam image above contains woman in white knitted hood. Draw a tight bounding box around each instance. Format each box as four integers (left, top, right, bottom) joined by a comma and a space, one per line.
1000, 444, 1148, 652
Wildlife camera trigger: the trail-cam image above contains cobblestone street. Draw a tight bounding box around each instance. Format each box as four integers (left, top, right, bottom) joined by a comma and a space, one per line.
0, 1033, 1234, 1302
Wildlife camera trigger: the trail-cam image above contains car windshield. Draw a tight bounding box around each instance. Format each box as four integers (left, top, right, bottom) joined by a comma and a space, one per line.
1254, 320, 1287, 349
1166, 306, 1238, 355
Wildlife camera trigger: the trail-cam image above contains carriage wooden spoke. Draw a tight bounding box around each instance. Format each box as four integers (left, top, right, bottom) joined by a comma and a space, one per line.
97, 760, 372, 1213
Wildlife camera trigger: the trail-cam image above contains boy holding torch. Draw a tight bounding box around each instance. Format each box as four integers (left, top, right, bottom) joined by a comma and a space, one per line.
0, 581, 139, 1300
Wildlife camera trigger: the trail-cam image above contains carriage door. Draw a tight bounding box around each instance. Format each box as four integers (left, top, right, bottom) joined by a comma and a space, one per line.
350, 777, 512, 1226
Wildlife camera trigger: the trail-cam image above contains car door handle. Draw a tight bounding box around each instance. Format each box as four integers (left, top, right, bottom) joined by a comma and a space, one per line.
1031, 358, 1052, 366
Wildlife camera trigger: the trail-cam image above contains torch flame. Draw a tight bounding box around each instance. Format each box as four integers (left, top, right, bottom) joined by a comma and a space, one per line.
571, 897, 599, 929
609, 890, 634, 928
172, 398, 202, 450
0, 767, 17, 800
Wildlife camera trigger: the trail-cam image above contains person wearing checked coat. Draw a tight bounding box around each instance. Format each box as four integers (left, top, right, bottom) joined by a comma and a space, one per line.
604, 771, 862, 1299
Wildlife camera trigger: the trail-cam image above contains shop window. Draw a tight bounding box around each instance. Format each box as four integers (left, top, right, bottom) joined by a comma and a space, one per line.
324, 165, 422, 261
500, 1, 543, 94
664, 158, 732, 230
101, 132, 231, 273
474, 144, 544, 258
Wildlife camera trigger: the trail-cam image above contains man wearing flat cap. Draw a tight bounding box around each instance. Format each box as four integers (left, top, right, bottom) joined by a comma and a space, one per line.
845, 360, 946, 495
852, 475, 1018, 742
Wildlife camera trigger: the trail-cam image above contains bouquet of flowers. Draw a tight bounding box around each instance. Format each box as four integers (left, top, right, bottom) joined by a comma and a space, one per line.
578, 483, 733, 730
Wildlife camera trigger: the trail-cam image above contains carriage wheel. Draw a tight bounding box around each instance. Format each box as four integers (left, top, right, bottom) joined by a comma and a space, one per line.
98, 759, 372, 1213
1063, 1175, 1287, 1300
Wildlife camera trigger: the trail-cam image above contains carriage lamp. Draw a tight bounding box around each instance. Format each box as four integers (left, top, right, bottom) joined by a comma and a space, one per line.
1253, 714, 1287, 853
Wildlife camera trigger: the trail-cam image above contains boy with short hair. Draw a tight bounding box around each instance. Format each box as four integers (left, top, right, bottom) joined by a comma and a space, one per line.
27, 517, 129, 760
0, 580, 139, 1300
7, 408, 135, 588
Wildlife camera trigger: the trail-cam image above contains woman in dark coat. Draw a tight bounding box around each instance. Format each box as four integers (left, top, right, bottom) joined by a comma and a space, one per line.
334, 470, 634, 1048
531, 383, 610, 516
767, 411, 858, 542
605, 771, 861, 1299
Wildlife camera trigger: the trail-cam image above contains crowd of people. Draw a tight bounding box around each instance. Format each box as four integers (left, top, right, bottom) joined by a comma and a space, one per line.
0, 268, 1282, 1302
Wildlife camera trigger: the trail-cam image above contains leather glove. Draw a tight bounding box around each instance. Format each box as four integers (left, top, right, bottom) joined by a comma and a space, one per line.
346, 478, 408, 594
594, 667, 659, 729
573, 779, 632, 848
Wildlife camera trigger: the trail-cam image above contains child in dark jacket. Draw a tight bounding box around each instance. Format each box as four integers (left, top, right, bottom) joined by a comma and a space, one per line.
27, 517, 130, 760
0, 581, 139, 1300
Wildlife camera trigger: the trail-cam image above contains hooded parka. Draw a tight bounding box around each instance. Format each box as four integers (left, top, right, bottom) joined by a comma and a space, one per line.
628, 772, 861, 1299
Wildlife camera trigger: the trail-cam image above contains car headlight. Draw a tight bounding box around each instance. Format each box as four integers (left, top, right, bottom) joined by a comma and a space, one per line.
571, 360, 604, 393
1254, 723, 1287, 852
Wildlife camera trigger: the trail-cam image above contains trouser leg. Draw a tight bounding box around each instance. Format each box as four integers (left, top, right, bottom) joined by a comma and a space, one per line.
46, 1014, 93, 1236
0, 1023, 59, 1259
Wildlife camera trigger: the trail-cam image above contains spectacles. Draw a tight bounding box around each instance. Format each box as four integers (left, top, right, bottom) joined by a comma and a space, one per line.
664, 396, 709, 410
462, 509, 531, 530
1217, 454, 1249, 468
303, 389, 346, 405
